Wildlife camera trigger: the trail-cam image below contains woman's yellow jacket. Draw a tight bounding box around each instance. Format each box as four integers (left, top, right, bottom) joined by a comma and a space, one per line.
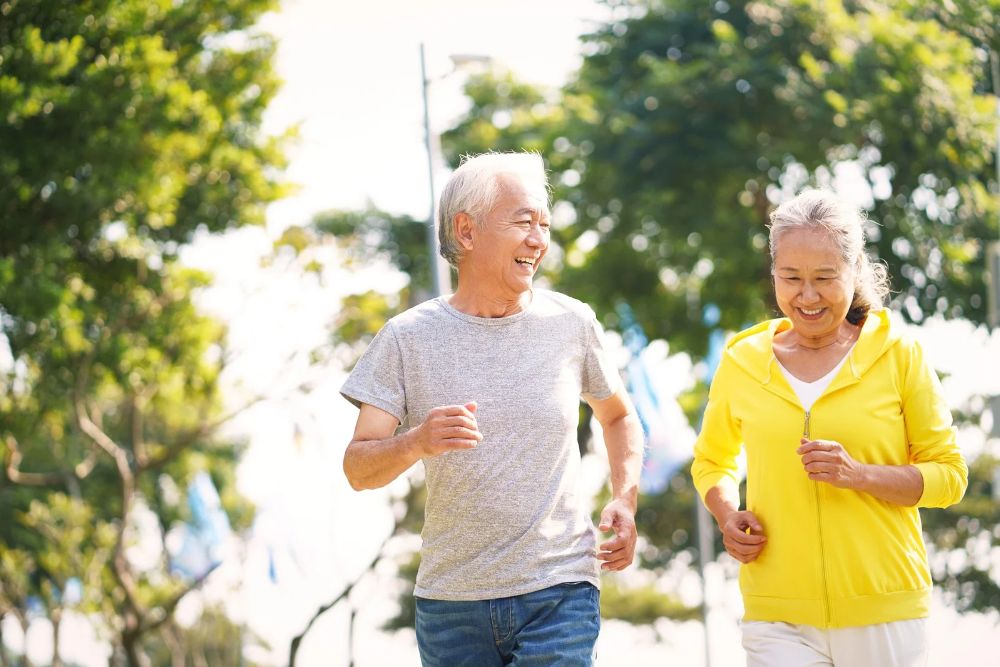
691, 310, 967, 628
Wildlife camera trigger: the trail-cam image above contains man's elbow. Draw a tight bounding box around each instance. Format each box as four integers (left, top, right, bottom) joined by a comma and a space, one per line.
618, 409, 644, 441
599, 405, 639, 431
345, 472, 368, 492
342, 447, 370, 491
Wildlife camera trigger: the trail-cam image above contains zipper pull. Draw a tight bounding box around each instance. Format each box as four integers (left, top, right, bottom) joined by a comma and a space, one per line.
803, 410, 811, 439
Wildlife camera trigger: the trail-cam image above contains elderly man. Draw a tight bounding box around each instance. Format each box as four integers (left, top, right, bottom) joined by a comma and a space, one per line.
341, 152, 643, 666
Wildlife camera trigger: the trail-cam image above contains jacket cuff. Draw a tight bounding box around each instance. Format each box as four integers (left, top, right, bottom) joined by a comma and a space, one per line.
913, 462, 964, 508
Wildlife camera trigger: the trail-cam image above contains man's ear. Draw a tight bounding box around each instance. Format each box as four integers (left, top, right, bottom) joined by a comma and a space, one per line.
455, 212, 475, 251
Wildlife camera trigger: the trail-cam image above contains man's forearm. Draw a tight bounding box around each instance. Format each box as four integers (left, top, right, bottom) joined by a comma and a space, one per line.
343, 429, 422, 491
603, 412, 644, 512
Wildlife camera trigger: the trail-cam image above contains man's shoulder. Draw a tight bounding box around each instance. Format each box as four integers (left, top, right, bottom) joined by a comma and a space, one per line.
385, 297, 448, 331
532, 289, 598, 322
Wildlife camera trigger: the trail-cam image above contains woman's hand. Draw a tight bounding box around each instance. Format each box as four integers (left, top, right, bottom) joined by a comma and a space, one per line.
720, 510, 767, 564
798, 438, 924, 505
797, 438, 863, 489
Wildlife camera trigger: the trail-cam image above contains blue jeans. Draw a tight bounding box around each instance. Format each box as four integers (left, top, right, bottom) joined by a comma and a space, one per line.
415, 582, 600, 666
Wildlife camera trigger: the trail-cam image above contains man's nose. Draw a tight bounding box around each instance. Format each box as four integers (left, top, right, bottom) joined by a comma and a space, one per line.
526, 225, 546, 246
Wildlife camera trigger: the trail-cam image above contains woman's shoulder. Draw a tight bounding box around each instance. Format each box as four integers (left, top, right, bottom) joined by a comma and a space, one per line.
726, 318, 786, 353
712, 318, 787, 381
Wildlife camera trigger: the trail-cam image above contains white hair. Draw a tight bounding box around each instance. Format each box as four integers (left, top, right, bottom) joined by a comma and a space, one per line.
437, 152, 549, 267
768, 189, 890, 324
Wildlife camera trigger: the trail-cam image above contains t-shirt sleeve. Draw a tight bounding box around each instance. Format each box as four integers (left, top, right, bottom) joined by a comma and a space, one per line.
581, 310, 621, 401
340, 322, 407, 424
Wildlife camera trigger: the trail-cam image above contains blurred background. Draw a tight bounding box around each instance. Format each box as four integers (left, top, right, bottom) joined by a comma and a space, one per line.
2, 0, 1000, 665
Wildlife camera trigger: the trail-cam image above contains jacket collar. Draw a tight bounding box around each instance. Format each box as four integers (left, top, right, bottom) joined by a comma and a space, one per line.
723, 309, 901, 401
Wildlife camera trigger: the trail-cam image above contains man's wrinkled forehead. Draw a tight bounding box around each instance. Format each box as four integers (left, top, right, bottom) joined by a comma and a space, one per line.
495, 171, 550, 211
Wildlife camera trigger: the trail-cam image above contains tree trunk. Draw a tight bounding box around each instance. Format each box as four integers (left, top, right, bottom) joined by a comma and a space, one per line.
108, 643, 123, 667
50, 608, 63, 667
0, 612, 10, 667
347, 606, 356, 667
121, 630, 149, 667
17, 616, 32, 667
161, 623, 185, 667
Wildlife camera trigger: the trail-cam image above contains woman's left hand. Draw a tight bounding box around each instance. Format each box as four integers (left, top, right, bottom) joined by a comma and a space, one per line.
797, 438, 865, 489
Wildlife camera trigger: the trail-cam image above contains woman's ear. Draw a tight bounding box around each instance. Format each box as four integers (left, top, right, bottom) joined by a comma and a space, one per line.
455, 212, 475, 251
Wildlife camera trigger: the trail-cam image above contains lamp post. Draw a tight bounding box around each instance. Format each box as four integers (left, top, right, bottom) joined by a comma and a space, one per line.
988, 49, 1000, 328
419, 43, 448, 298
419, 43, 492, 297
986, 51, 1000, 502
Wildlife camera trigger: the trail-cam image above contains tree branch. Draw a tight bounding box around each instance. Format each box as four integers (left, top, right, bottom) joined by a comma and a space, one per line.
131, 393, 147, 467
4, 435, 64, 486
288, 534, 391, 666
72, 357, 147, 630
141, 562, 221, 636
140, 392, 268, 472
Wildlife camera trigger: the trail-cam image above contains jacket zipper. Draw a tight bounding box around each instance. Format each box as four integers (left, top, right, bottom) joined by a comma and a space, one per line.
804, 409, 831, 626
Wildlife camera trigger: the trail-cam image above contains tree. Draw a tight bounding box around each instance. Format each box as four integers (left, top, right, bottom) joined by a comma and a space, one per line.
0, 0, 287, 663
442, 0, 998, 356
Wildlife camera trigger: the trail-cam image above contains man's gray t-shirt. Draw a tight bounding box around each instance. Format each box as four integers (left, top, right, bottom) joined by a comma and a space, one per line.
340, 289, 621, 601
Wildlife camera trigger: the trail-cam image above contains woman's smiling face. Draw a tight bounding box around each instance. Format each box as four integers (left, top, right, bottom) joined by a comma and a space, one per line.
772, 227, 856, 337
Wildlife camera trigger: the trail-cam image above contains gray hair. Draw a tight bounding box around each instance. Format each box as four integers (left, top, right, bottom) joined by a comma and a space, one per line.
437, 152, 549, 267
768, 190, 890, 325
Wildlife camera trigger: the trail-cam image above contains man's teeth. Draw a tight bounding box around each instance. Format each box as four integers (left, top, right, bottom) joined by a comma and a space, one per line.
516, 257, 535, 265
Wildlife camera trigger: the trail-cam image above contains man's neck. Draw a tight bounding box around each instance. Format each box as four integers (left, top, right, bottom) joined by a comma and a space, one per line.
448, 281, 533, 318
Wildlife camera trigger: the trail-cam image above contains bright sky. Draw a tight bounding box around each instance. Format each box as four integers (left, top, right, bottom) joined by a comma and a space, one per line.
257, 0, 613, 231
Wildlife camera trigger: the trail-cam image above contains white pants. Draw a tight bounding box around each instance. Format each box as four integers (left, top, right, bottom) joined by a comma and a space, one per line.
741, 619, 928, 667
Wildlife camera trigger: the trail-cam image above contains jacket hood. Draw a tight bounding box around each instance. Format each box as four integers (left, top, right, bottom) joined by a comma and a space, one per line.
723, 309, 903, 387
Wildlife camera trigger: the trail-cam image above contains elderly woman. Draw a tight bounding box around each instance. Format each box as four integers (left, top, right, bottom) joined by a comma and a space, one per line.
691, 190, 967, 667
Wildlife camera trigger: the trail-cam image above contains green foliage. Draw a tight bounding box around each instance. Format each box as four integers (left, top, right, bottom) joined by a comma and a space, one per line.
922, 453, 1000, 614
308, 208, 442, 367
600, 577, 699, 624
141, 604, 271, 667
0, 0, 286, 662
381, 552, 419, 633
442, 0, 999, 355
313, 208, 438, 307
635, 470, 698, 569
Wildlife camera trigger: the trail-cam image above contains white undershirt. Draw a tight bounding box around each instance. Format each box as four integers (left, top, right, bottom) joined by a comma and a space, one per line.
776, 344, 856, 411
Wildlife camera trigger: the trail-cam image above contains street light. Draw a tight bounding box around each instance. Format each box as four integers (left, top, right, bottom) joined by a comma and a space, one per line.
986, 51, 1000, 511
989, 49, 1000, 328
419, 43, 493, 298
